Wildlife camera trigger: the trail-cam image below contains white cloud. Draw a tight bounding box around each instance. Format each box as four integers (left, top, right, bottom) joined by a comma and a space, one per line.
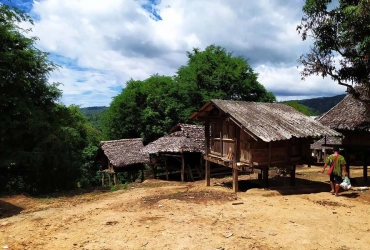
21, 0, 346, 107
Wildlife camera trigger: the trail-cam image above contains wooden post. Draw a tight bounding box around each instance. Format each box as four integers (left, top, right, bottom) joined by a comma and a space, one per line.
232, 168, 239, 192
165, 156, 169, 181
258, 172, 262, 181
108, 173, 111, 186
345, 148, 351, 178
220, 121, 224, 157
290, 165, 296, 186
141, 169, 144, 182
263, 166, 269, 187
181, 153, 185, 182
101, 172, 105, 187
205, 160, 210, 186
113, 172, 117, 186
364, 149, 368, 182
262, 166, 269, 187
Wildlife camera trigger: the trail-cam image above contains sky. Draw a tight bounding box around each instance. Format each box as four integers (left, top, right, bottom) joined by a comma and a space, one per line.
1, 0, 347, 107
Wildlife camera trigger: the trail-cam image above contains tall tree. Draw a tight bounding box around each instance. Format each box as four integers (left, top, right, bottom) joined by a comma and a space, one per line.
103, 75, 190, 142
176, 45, 276, 109
0, 3, 101, 193
297, 0, 370, 106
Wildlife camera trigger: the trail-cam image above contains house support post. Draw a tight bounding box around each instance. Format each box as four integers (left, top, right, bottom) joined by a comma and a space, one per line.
232, 168, 239, 192
205, 161, 210, 186
290, 165, 296, 186
364, 149, 368, 182
113, 172, 117, 186
101, 172, 105, 187
165, 156, 169, 181
345, 148, 351, 178
181, 153, 185, 182
141, 169, 144, 182
263, 167, 268, 187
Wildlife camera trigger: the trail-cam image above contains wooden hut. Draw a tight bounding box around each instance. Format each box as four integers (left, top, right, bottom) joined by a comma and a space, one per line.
310, 136, 342, 163
143, 123, 204, 181
190, 99, 341, 192
97, 138, 150, 186
317, 86, 370, 181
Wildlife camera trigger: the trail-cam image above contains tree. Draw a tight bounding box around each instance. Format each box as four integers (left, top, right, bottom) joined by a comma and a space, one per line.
297, 0, 370, 106
103, 75, 191, 142
176, 45, 276, 109
0, 3, 102, 193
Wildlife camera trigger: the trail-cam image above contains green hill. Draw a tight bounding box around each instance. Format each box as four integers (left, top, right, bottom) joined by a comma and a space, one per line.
80, 106, 107, 132
296, 94, 345, 114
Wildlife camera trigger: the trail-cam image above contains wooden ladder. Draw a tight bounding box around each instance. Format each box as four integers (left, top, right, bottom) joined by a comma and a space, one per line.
187, 164, 204, 181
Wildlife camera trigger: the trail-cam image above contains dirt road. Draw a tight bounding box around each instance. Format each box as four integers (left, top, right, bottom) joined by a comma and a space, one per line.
1, 166, 370, 250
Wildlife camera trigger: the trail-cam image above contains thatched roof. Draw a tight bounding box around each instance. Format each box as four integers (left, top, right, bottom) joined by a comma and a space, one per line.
317, 85, 370, 131
143, 123, 204, 154
100, 138, 149, 167
310, 137, 342, 150
190, 99, 341, 142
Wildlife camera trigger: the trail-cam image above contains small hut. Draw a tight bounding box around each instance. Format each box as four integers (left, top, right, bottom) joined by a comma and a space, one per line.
317, 85, 370, 181
143, 123, 204, 181
97, 138, 150, 186
310, 136, 342, 163
190, 99, 341, 191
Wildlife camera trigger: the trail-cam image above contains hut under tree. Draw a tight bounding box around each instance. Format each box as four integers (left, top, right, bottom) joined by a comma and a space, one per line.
97, 138, 150, 186
310, 136, 342, 163
317, 85, 370, 181
143, 123, 205, 181
190, 99, 341, 192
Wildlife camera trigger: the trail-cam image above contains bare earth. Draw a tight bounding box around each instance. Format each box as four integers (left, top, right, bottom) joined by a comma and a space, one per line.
1, 166, 370, 250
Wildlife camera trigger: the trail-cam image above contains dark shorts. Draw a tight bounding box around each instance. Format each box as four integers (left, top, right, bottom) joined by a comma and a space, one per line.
330, 174, 342, 184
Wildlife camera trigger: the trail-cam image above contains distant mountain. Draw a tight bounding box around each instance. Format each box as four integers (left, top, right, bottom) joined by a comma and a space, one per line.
80, 106, 108, 132
296, 94, 346, 114
80, 106, 108, 116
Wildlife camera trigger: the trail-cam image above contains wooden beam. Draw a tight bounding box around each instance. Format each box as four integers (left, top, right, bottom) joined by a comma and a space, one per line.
263, 166, 268, 187
290, 165, 296, 186
165, 156, 169, 181
181, 153, 185, 182
101, 172, 105, 187
364, 149, 368, 182
113, 172, 117, 186
232, 168, 238, 192
205, 161, 210, 186
205, 121, 210, 155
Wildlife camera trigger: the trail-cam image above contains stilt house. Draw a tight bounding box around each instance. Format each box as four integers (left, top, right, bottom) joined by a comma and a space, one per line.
310, 136, 342, 163
317, 85, 370, 181
97, 138, 150, 185
190, 99, 341, 192
143, 123, 204, 181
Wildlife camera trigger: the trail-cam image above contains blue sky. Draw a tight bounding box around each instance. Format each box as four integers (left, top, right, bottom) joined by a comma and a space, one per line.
1, 0, 347, 107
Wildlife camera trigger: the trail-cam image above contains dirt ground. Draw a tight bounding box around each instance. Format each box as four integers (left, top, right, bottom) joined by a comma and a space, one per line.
1, 165, 370, 250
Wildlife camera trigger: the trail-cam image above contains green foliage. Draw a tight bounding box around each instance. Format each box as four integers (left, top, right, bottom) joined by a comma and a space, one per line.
282, 101, 320, 116
103, 45, 276, 142
0, 3, 103, 194
79, 107, 107, 132
176, 45, 276, 109
298, 0, 370, 102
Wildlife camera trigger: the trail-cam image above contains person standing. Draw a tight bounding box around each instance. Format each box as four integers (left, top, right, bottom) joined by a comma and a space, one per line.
322, 147, 348, 196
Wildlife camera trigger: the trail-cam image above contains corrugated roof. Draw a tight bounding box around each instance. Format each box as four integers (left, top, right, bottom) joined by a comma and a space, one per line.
191, 99, 341, 142
100, 138, 150, 167
317, 85, 370, 131
143, 123, 204, 154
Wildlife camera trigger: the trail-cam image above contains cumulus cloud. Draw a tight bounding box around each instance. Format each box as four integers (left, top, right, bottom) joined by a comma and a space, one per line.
12, 0, 347, 106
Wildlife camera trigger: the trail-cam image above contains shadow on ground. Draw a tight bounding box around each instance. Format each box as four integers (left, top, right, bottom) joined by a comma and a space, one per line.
221, 176, 331, 195
0, 200, 23, 219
